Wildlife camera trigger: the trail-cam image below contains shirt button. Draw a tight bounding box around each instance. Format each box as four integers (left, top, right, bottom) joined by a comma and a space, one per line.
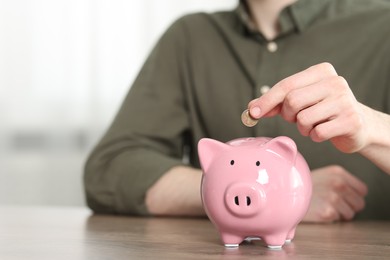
259, 85, 271, 95
267, 41, 278, 52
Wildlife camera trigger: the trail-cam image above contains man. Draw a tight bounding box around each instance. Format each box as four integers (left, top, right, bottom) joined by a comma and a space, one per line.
84, 0, 390, 222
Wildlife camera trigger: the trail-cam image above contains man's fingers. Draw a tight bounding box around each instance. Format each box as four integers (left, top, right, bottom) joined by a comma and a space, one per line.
338, 167, 368, 196
329, 167, 367, 218
335, 196, 356, 221
248, 62, 338, 119
343, 188, 366, 212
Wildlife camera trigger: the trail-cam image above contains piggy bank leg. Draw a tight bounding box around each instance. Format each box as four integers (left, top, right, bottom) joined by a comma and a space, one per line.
221, 233, 244, 248
285, 227, 296, 243
262, 234, 287, 249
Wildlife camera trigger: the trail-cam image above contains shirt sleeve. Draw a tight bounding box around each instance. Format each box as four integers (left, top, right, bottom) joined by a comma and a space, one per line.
84, 16, 191, 215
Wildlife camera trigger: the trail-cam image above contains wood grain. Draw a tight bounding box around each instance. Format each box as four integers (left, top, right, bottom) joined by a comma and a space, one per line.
0, 206, 389, 260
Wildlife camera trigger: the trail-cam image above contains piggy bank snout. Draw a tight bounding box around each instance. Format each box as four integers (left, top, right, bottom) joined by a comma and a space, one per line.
224, 183, 265, 217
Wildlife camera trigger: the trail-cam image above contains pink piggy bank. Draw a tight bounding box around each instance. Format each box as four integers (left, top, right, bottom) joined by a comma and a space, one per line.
198, 136, 312, 249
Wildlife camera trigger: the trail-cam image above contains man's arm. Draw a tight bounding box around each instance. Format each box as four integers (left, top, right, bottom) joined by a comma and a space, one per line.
358, 106, 390, 174
146, 166, 205, 216
84, 17, 191, 215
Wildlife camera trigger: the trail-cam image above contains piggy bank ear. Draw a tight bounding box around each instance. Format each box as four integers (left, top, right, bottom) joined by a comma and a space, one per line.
265, 136, 297, 164
198, 138, 230, 173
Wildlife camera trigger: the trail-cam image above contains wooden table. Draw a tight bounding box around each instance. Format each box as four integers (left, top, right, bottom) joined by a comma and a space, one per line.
0, 206, 389, 260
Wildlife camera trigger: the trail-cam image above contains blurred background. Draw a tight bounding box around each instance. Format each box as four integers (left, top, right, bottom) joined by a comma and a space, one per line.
0, 0, 236, 207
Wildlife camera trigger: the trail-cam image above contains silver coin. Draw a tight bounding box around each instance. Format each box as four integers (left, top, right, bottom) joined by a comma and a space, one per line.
241, 109, 258, 127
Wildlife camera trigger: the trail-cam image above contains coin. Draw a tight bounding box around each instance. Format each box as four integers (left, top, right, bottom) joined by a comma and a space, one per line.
241, 109, 258, 127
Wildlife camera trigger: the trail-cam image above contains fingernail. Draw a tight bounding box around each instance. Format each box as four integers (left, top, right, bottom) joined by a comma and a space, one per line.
249, 106, 261, 118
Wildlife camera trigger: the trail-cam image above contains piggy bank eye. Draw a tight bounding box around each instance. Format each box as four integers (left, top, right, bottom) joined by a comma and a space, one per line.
256, 161, 260, 166
230, 160, 235, 165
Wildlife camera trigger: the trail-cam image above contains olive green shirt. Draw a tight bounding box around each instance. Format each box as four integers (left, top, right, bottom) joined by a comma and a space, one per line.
84, 0, 390, 219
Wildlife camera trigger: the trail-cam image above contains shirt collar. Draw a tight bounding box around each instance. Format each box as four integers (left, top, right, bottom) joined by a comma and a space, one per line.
236, 0, 333, 35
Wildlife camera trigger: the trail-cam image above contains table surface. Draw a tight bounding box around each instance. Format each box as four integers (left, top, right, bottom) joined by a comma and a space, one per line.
0, 206, 389, 260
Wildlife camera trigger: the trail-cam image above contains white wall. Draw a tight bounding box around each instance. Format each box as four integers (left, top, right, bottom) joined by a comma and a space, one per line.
0, 0, 237, 206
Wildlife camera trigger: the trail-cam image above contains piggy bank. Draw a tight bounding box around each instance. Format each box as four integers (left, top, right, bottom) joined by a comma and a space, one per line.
198, 136, 312, 249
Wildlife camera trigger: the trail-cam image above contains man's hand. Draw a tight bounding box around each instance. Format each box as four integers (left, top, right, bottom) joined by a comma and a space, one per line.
303, 165, 368, 223
247, 62, 390, 175
248, 62, 369, 153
